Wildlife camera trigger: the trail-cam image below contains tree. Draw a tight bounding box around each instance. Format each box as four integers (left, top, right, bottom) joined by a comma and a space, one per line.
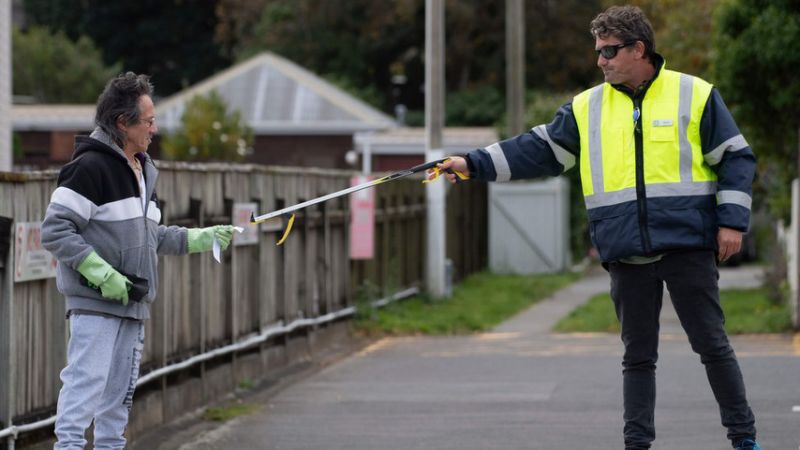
445, 86, 505, 126
713, 0, 800, 219
232, 0, 603, 124
22, 0, 230, 96
12, 26, 121, 103
526, 0, 605, 91
160, 91, 253, 162
238, 0, 425, 111
23, 0, 605, 122
610, 0, 718, 78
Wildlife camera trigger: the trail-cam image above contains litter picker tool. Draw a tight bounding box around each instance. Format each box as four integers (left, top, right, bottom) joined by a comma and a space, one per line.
250, 158, 469, 245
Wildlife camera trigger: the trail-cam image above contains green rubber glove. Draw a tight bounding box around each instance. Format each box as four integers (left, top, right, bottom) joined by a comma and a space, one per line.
188, 225, 235, 253
77, 251, 131, 305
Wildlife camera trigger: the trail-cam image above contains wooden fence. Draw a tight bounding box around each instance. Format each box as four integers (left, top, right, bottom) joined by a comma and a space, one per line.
0, 162, 487, 441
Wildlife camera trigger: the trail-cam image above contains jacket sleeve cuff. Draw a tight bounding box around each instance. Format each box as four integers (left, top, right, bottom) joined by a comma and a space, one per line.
716, 204, 750, 233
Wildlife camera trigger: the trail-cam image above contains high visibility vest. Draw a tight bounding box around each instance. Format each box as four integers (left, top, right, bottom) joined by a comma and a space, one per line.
572, 68, 716, 211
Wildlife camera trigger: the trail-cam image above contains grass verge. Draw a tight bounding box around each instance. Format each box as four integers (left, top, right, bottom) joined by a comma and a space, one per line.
553, 292, 618, 333
354, 270, 580, 335
202, 403, 260, 422
554, 287, 792, 334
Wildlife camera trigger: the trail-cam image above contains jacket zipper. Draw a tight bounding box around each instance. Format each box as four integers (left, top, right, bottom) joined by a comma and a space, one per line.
632, 98, 652, 253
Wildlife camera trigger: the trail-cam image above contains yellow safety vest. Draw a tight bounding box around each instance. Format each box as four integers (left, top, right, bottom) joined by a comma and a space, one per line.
572, 68, 716, 210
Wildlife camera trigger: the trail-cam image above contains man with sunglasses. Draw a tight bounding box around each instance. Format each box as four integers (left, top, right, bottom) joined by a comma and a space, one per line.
42, 73, 236, 449
433, 5, 759, 450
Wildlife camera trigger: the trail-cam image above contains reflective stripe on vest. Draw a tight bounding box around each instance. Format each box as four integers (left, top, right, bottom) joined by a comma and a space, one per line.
573, 69, 716, 210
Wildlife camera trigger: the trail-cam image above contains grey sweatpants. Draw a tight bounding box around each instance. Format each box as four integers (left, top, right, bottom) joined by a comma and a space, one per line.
54, 314, 145, 450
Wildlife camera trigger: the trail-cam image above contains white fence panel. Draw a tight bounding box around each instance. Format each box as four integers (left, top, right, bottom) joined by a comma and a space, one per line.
488, 177, 570, 274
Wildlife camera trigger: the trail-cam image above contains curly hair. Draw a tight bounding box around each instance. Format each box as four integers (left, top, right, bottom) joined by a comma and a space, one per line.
94, 72, 154, 147
590, 5, 656, 59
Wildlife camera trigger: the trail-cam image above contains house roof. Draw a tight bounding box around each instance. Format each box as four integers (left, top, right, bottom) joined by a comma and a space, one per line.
12, 104, 95, 131
12, 52, 396, 135
157, 51, 396, 135
354, 127, 499, 155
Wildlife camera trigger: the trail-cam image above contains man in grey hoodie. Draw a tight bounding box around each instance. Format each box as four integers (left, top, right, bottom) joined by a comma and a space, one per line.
42, 72, 235, 449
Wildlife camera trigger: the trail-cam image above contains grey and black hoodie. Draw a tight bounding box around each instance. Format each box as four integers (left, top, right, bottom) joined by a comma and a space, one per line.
42, 128, 188, 320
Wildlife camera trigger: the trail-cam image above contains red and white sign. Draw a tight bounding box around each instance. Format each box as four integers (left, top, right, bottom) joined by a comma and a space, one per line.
15, 222, 58, 282
232, 203, 259, 246
349, 175, 375, 259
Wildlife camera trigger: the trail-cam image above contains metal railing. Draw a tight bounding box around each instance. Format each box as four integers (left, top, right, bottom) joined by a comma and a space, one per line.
0, 287, 419, 445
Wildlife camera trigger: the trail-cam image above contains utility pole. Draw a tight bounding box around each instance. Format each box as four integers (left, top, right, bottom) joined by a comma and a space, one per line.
0, 0, 11, 171
425, 0, 448, 297
506, 0, 525, 136
795, 126, 800, 330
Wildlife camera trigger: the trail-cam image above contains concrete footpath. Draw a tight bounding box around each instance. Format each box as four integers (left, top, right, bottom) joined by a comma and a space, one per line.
147, 266, 800, 450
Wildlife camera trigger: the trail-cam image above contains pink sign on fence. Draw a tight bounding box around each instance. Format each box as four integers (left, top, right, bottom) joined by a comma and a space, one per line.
349, 175, 375, 259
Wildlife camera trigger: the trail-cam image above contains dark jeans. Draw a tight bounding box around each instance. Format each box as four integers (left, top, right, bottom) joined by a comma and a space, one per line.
607, 250, 756, 449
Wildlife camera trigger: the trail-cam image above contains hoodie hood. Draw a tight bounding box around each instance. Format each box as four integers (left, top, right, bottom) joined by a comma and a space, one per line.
71, 127, 128, 162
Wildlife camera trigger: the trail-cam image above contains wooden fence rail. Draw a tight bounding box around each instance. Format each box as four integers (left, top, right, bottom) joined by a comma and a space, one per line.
0, 162, 487, 442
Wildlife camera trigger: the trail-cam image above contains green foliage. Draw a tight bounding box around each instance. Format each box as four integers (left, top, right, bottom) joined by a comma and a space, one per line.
21, 0, 605, 116
397, 85, 505, 127
12, 26, 120, 103
23, 0, 230, 96
237, 378, 256, 390
554, 286, 792, 334
445, 86, 505, 126
354, 280, 383, 321
713, 0, 800, 220
202, 402, 259, 421
234, 0, 603, 114
525, 0, 605, 90
615, 0, 718, 78
355, 271, 579, 335
523, 91, 574, 131
160, 91, 253, 162
240, 0, 422, 112
403, 110, 425, 127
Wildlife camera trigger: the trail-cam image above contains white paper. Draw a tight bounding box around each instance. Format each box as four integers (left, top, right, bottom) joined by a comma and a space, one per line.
213, 226, 245, 263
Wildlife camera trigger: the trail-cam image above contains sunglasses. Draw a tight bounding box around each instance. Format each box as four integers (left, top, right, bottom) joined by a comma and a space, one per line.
596, 41, 637, 59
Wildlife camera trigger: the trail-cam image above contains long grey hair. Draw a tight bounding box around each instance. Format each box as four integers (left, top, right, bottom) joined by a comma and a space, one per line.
94, 72, 154, 147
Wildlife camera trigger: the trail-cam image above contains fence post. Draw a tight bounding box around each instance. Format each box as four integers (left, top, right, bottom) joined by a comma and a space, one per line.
0, 217, 14, 441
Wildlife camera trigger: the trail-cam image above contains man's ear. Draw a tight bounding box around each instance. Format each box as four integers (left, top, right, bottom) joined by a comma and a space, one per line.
634, 41, 646, 59
116, 115, 128, 134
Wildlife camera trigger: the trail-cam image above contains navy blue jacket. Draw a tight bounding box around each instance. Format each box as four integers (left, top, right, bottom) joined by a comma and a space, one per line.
465, 57, 755, 262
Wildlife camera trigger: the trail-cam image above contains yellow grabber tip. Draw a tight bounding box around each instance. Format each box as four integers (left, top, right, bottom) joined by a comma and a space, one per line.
422, 166, 442, 184
276, 214, 296, 246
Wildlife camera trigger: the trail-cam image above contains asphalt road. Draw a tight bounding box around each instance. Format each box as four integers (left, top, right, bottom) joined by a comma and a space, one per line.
152, 266, 800, 450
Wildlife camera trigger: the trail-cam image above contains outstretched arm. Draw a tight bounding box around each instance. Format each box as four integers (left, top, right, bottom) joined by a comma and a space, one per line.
441, 102, 580, 183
